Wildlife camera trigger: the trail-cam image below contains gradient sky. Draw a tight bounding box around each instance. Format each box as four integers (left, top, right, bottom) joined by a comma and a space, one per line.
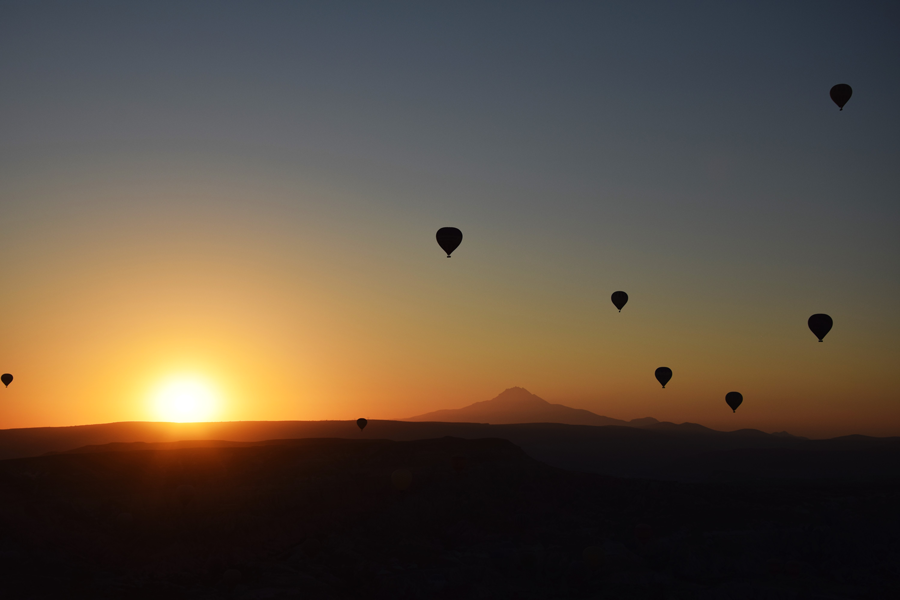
1, 1, 898, 438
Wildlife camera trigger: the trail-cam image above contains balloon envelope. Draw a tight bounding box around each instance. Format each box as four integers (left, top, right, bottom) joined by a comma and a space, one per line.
725, 391, 743, 413
830, 84, 852, 110
611, 291, 628, 312
655, 367, 672, 388
1, 373, 11, 387
357, 418, 367, 431
808, 314, 833, 342
450, 456, 467, 475
436, 227, 463, 257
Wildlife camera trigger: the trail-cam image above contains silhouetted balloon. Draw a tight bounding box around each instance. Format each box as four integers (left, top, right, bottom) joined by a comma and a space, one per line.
611, 291, 628, 312
1, 374, 11, 387
655, 367, 672, 389
450, 456, 467, 475
357, 418, 367, 431
808, 314, 833, 342
725, 391, 743, 413
830, 84, 852, 111
436, 227, 462, 257
391, 468, 412, 491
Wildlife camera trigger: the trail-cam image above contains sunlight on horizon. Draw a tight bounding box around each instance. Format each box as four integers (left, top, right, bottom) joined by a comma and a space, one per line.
151, 376, 220, 423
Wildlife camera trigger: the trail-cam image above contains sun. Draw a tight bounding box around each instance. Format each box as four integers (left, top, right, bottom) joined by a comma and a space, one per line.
153, 376, 219, 422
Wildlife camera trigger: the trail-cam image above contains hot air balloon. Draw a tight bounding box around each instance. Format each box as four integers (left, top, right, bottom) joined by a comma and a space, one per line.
450, 456, 467, 475
655, 367, 672, 389
725, 392, 743, 413
830, 84, 852, 111
357, 418, 367, 431
391, 468, 412, 491
1, 374, 11, 387
611, 291, 628, 312
436, 227, 462, 257
808, 314, 833, 342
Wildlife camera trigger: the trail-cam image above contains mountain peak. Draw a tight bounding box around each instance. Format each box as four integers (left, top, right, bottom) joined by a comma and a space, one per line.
488, 387, 549, 406
405, 388, 628, 427
498, 386, 532, 395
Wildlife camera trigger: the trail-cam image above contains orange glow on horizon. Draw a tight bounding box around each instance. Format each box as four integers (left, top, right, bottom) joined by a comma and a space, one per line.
0, 157, 897, 440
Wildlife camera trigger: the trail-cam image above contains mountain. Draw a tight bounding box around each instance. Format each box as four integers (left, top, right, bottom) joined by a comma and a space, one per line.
405, 386, 654, 427
405, 388, 813, 442
0, 387, 862, 482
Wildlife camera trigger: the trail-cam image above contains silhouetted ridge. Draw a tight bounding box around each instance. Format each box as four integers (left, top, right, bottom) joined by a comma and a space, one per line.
1, 433, 896, 598
627, 417, 660, 427
405, 387, 632, 426
1, 420, 893, 482
44, 439, 286, 455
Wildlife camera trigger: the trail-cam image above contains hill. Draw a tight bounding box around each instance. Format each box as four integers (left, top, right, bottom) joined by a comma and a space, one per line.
2, 419, 896, 483
0, 437, 895, 598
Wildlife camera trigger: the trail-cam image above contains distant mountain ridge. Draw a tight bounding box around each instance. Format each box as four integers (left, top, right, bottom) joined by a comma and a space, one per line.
404, 387, 644, 427
404, 387, 752, 436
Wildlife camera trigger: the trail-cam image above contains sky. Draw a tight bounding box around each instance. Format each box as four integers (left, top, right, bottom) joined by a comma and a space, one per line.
1, 1, 898, 438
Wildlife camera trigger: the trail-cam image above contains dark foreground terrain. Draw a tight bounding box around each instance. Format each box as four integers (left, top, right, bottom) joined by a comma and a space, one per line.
0, 437, 897, 599
4, 420, 899, 482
